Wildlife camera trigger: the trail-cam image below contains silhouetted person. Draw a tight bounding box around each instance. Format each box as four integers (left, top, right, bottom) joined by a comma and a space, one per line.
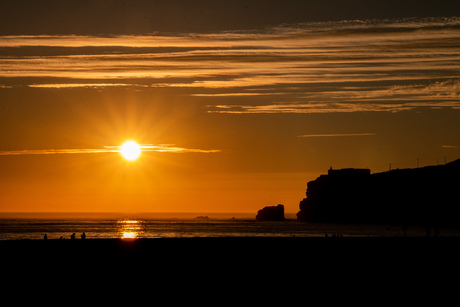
81, 232, 86, 240
44, 234, 47, 240
426, 226, 431, 237
71, 233, 76, 240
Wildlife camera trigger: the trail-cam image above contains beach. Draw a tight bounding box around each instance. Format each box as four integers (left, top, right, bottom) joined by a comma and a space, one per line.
2, 236, 459, 269
4, 236, 460, 296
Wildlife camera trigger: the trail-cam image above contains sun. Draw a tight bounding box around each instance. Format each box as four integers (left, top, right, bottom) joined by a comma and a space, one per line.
119, 140, 141, 161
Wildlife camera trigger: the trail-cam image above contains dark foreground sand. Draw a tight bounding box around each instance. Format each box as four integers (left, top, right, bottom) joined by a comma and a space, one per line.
3, 236, 460, 292
3, 237, 458, 299
2, 236, 460, 267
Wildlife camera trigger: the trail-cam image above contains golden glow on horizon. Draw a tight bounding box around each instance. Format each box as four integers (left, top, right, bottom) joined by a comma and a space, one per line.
120, 141, 141, 161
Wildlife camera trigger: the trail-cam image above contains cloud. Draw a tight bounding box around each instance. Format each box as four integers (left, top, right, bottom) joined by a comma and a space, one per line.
298, 133, 376, 138
351, 80, 460, 101
1, 17, 459, 113
0, 144, 221, 156
28, 83, 143, 89
0, 148, 116, 156
206, 102, 416, 114
140, 144, 221, 153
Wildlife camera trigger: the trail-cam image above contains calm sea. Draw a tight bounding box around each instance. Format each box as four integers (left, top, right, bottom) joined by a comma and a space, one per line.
2, 212, 458, 240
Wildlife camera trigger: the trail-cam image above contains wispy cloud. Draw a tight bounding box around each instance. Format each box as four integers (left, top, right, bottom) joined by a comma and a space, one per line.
28, 83, 145, 89
206, 102, 416, 114
298, 133, 376, 138
139, 144, 221, 153
0, 144, 221, 156
0, 148, 116, 156
1, 17, 459, 113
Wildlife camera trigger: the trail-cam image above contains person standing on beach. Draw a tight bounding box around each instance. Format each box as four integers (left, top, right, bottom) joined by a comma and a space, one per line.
71, 233, 75, 240
81, 232, 86, 240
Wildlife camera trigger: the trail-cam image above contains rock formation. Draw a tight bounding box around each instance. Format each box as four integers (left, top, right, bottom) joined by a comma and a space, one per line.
297, 160, 460, 226
256, 204, 285, 221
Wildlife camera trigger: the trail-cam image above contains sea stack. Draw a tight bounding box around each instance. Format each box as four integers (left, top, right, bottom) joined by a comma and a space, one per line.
256, 204, 285, 221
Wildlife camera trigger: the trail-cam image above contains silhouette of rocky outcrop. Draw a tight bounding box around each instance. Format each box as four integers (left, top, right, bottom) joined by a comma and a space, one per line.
297, 160, 460, 226
256, 204, 285, 221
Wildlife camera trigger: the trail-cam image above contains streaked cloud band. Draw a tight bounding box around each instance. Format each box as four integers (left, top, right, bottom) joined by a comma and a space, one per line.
0, 144, 221, 156
298, 133, 376, 138
1, 17, 459, 113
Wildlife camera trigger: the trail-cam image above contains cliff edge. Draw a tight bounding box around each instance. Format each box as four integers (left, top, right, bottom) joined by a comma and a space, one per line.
297, 160, 460, 226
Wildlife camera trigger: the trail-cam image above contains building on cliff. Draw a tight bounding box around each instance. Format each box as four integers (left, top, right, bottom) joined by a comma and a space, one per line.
297, 159, 460, 226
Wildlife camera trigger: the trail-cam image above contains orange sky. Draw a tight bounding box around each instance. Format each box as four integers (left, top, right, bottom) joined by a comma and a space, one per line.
0, 1, 459, 214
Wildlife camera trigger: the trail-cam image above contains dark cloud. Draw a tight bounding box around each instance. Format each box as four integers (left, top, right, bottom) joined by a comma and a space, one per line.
1, 0, 459, 35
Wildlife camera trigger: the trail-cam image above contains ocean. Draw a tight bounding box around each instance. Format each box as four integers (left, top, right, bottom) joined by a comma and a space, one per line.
2, 212, 458, 240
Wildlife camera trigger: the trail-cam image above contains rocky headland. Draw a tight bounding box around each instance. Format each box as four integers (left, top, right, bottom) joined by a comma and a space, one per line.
297, 159, 460, 226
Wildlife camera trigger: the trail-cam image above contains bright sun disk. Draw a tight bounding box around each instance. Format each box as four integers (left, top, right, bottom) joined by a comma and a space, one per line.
120, 141, 141, 161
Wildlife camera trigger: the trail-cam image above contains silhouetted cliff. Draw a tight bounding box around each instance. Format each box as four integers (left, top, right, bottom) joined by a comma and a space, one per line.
297, 160, 460, 226
256, 204, 285, 221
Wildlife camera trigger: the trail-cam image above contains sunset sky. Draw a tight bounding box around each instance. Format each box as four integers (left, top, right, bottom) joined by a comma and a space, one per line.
1, 0, 459, 214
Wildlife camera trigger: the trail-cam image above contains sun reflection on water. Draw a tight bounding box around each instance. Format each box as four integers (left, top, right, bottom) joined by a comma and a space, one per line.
117, 220, 143, 239
122, 232, 137, 239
